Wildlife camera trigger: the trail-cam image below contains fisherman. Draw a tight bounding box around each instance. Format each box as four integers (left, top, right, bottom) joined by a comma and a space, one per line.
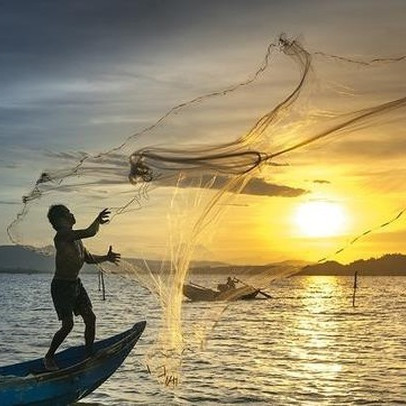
44, 205, 120, 371
218, 276, 236, 292
226, 276, 236, 290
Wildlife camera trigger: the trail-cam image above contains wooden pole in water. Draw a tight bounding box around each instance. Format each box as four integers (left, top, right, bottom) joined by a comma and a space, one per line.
100, 271, 106, 301
352, 271, 358, 307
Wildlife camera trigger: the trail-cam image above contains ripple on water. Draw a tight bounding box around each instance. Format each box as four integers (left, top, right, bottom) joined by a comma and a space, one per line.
1, 274, 406, 404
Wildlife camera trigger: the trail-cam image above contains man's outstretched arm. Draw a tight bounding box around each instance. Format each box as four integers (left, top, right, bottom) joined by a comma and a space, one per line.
85, 246, 121, 265
60, 209, 111, 241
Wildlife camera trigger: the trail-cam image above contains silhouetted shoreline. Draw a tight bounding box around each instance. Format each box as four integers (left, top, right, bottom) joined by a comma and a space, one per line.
1, 245, 406, 276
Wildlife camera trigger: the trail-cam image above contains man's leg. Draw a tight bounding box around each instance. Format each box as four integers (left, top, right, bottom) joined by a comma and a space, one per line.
44, 317, 74, 370
81, 308, 96, 356
76, 280, 95, 355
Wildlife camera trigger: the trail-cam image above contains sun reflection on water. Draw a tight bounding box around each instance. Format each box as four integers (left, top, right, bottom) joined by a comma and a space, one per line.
290, 276, 345, 383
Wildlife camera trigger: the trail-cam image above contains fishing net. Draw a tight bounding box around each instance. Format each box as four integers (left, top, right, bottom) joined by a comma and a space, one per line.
7, 34, 406, 384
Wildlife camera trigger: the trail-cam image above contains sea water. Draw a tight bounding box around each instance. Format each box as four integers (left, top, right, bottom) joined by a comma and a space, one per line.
1, 273, 406, 405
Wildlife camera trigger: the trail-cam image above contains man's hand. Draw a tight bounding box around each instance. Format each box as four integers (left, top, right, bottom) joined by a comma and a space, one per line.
106, 245, 121, 265
97, 208, 111, 225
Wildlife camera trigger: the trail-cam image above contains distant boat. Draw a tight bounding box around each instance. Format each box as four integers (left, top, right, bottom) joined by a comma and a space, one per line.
0, 320, 146, 406
183, 283, 260, 302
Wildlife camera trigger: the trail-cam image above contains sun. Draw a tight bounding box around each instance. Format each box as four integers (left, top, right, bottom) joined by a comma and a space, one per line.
294, 201, 347, 238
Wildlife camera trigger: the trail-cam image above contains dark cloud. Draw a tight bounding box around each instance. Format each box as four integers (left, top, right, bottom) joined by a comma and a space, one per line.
157, 174, 308, 197
0, 1, 152, 78
242, 178, 308, 197
313, 179, 330, 184
2, 0, 400, 88
2, 0, 403, 154
0, 0, 270, 84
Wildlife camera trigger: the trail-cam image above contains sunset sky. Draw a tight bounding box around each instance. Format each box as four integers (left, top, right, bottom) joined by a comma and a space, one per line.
1, 0, 405, 265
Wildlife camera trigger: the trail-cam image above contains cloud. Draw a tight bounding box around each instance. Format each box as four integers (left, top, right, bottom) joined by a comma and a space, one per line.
313, 179, 331, 184
157, 174, 308, 197
242, 178, 308, 197
0, 0, 259, 85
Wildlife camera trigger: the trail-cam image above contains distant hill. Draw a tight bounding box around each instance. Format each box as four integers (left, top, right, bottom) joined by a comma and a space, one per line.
0, 245, 55, 273
0, 245, 228, 274
299, 253, 406, 276
189, 260, 307, 275
173, 255, 406, 276
1, 245, 406, 276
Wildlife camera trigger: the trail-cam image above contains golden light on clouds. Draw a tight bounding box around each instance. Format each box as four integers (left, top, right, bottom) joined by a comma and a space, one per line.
293, 201, 348, 238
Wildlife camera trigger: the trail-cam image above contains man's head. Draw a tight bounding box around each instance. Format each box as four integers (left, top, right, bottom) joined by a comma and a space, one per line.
47, 205, 76, 230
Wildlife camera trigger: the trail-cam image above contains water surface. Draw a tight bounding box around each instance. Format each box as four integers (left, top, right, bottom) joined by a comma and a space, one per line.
1, 273, 406, 405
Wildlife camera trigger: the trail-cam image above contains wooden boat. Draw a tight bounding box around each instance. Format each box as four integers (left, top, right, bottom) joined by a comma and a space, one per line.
183, 283, 260, 302
0, 320, 146, 406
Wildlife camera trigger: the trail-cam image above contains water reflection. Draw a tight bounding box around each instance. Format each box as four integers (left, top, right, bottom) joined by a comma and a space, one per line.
301, 275, 344, 310
290, 276, 344, 390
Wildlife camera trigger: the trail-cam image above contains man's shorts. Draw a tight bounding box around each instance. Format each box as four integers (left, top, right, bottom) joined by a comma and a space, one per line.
51, 278, 92, 320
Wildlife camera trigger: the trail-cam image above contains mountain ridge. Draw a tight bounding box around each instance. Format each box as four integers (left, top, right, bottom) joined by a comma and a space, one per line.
1, 245, 406, 275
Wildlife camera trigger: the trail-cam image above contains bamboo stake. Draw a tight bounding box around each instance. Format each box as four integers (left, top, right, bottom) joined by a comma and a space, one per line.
352, 271, 358, 307
100, 270, 106, 301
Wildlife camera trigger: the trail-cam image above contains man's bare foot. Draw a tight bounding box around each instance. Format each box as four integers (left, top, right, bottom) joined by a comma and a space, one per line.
43, 356, 59, 371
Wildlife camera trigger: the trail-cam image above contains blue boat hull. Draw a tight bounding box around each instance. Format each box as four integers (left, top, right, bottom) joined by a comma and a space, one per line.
0, 321, 146, 406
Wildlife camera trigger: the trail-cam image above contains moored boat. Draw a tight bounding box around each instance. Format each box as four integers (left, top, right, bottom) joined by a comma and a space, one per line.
183, 283, 259, 302
0, 320, 146, 406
